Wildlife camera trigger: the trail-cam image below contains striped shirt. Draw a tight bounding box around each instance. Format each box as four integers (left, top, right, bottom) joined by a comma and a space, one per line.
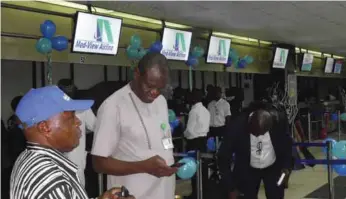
10, 143, 90, 199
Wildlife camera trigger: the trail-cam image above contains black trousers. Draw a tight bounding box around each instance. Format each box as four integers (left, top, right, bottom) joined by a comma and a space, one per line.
241, 163, 284, 199
208, 126, 227, 138
186, 137, 208, 198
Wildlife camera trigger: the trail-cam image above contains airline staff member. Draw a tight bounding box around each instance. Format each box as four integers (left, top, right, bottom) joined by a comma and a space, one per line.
184, 89, 210, 199
218, 103, 292, 199
208, 87, 231, 138
58, 79, 97, 187
91, 53, 178, 199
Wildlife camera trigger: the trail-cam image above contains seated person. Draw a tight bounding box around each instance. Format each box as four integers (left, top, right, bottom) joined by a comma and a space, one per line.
10, 86, 134, 199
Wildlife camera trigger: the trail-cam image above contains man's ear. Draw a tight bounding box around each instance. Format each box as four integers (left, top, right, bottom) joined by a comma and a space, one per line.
37, 121, 51, 136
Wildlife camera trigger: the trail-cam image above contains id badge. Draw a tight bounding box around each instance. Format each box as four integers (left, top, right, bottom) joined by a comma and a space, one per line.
162, 137, 174, 150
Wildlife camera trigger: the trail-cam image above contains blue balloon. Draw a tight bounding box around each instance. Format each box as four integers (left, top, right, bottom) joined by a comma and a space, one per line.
244, 55, 254, 64
323, 138, 337, 154
330, 113, 338, 121
51, 36, 68, 51
35, 38, 52, 54
207, 137, 216, 152
169, 119, 180, 133
40, 20, 56, 39
176, 157, 198, 180
333, 163, 346, 176
149, 41, 163, 53
333, 141, 346, 159
186, 55, 199, 67
237, 59, 247, 68
224, 57, 232, 67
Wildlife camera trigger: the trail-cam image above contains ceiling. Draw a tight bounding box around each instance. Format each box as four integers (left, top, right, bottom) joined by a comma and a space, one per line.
80, 1, 346, 56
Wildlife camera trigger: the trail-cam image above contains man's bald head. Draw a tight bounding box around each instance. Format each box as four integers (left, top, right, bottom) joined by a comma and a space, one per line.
249, 109, 273, 136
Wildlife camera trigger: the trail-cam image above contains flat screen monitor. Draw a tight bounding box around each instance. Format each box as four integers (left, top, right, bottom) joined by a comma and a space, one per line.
272, 47, 289, 69
206, 36, 231, 64
301, 53, 314, 72
324, 57, 334, 73
72, 12, 122, 55
333, 60, 343, 74
161, 27, 192, 61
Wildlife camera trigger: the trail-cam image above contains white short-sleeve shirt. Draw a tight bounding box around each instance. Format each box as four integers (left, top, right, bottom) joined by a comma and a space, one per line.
208, 98, 231, 127
91, 84, 175, 199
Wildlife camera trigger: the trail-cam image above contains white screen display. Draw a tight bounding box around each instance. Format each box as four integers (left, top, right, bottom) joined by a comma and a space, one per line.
161, 28, 192, 61
72, 12, 122, 55
206, 36, 231, 64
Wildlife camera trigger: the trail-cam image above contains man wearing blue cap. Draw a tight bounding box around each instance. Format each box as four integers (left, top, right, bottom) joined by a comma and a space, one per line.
10, 86, 134, 199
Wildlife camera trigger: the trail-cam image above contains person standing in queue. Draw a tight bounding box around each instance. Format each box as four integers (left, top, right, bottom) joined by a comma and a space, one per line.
217, 102, 292, 199
91, 52, 178, 199
208, 86, 232, 139
10, 86, 134, 199
57, 78, 97, 187
184, 89, 210, 199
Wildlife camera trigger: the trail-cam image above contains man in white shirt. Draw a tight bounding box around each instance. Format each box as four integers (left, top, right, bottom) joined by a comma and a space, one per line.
185, 89, 210, 151
58, 79, 97, 187
208, 86, 231, 138
184, 89, 210, 199
218, 103, 292, 199
91, 53, 178, 199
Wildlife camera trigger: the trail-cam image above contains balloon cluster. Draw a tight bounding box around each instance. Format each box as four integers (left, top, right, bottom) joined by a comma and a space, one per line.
126, 35, 164, 60
126, 35, 147, 60
36, 20, 68, 85
168, 109, 180, 133
185, 46, 205, 67
322, 138, 346, 176
224, 48, 254, 69
36, 20, 68, 54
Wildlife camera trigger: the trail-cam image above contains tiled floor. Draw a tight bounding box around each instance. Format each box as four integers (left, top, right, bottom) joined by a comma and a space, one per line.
175, 132, 346, 199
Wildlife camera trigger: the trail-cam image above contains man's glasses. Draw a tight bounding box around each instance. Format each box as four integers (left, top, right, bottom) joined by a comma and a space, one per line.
256, 141, 262, 156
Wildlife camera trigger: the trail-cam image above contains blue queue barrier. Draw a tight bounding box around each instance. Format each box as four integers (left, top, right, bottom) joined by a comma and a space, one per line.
173, 141, 345, 199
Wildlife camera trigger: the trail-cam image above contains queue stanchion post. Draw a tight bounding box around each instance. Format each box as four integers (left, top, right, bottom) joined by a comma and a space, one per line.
338, 110, 341, 141
308, 112, 311, 142
327, 141, 335, 199
196, 150, 203, 199
98, 173, 104, 196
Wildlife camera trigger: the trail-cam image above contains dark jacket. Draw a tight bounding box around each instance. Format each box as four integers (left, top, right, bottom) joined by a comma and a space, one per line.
217, 108, 292, 193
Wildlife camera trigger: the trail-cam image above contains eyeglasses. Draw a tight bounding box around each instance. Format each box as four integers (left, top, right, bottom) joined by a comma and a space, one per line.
256, 141, 262, 156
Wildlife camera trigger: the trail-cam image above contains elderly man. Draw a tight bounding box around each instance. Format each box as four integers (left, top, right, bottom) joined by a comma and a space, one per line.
58, 78, 96, 187
218, 102, 292, 199
91, 52, 178, 199
10, 86, 134, 199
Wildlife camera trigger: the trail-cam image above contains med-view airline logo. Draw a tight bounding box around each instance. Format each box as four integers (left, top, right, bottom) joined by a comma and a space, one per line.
217, 40, 227, 57
173, 33, 186, 52
75, 18, 114, 52
94, 18, 114, 43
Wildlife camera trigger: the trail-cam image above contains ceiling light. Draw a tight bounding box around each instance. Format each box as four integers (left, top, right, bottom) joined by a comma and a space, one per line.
35, 0, 87, 10
165, 22, 192, 29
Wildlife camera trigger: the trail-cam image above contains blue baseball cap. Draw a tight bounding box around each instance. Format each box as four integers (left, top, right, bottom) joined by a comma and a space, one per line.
16, 86, 94, 128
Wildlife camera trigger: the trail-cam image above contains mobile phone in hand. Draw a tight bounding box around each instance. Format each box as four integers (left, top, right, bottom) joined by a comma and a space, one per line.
170, 162, 185, 168
116, 186, 129, 197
